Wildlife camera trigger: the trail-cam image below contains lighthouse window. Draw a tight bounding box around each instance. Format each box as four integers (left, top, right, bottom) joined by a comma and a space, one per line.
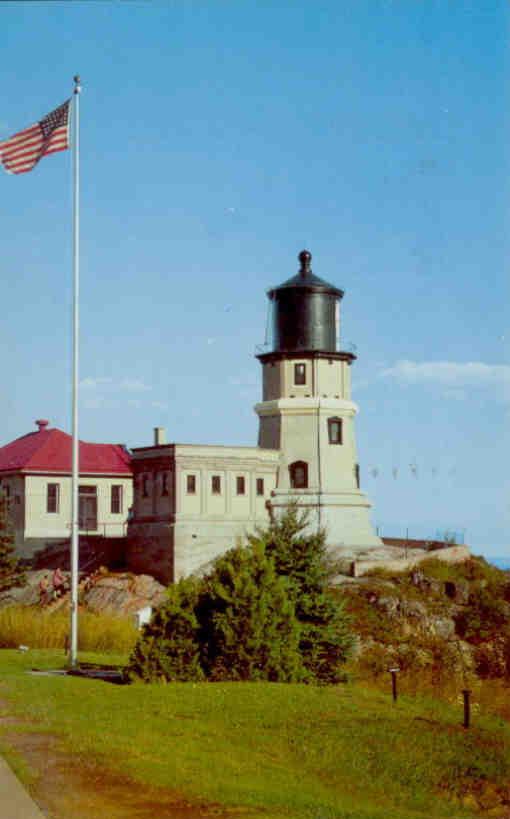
328, 417, 343, 445
294, 363, 306, 385
289, 461, 308, 489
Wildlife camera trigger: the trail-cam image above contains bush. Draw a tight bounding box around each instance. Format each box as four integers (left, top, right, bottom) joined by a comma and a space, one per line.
199, 543, 304, 682
249, 507, 354, 683
128, 577, 205, 682
474, 638, 509, 679
128, 508, 354, 684
0, 495, 25, 592
419, 556, 504, 588
454, 587, 510, 644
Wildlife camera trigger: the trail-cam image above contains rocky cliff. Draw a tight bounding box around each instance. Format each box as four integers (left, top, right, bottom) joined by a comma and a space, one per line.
335, 555, 510, 685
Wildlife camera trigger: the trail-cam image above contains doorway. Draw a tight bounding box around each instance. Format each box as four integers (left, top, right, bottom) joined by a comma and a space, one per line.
79, 485, 97, 531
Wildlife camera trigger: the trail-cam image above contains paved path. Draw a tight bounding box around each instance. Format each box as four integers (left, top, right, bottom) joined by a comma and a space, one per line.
0, 755, 46, 818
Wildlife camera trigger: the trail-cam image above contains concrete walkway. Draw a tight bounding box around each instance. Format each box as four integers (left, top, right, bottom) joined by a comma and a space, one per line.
0, 755, 46, 818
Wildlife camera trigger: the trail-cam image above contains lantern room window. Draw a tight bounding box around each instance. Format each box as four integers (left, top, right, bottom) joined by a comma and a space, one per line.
328, 417, 343, 445
289, 460, 308, 489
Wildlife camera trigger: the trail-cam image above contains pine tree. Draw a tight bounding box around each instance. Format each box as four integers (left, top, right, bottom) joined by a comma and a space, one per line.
199, 542, 304, 682
127, 506, 353, 685
127, 576, 205, 682
248, 506, 354, 683
0, 494, 25, 592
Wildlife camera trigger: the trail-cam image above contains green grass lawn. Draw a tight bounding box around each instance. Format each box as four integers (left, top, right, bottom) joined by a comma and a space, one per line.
1, 650, 509, 819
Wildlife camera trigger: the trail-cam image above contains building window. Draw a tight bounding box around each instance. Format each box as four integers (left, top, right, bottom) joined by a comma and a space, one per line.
162, 472, 169, 496
47, 483, 59, 513
328, 417, 343, 445
294, 363, 306, 385
186, 474, 196, 494
111, 485, 123, 514
289, 461, 308, 489
256, 478, 264, 496
211, 475, 221, 494
355, 464, 360, 489
236, 476, 246, 495
142, 474, 149, 497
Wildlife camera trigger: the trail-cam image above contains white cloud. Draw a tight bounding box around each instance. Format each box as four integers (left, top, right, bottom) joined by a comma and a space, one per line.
80, 376, 151, 392
80, 375, 159, 411
118, 379, 151, 392
83, 397, 106, 410
80, 377, 113, 389
380, 360, 510, 389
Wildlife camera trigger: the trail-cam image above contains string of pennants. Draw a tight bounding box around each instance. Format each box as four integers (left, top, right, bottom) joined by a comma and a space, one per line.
367, 463, 457, 479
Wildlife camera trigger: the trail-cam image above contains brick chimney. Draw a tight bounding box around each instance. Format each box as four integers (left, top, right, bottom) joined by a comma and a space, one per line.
154, 427, 166, 445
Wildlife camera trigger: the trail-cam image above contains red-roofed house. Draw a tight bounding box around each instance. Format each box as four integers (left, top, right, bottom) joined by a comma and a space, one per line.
0, 420, 133, 558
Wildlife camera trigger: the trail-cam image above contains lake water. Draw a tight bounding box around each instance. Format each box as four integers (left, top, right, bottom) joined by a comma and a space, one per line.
488, 557, 510, 570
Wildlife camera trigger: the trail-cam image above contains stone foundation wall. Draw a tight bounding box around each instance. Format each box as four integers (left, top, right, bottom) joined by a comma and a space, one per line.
125, 522, 174, 585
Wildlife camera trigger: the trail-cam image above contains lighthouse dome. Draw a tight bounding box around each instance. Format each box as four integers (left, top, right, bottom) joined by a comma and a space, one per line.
268, 250, 343, 353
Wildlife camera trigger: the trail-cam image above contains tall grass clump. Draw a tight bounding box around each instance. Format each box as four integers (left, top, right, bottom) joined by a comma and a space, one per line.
0, 607, 138, 653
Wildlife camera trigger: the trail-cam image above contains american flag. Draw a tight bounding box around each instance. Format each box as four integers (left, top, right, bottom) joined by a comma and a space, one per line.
0, 100, 70, 175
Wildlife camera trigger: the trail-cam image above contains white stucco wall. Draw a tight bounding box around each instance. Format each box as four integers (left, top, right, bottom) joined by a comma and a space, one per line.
255, 354, 381, 552
127, 443, 280, 583
23, 474, 133, 541
262, 358, 352, 403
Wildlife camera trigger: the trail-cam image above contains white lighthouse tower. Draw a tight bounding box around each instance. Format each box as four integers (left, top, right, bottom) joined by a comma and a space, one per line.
255, 250, 382, 551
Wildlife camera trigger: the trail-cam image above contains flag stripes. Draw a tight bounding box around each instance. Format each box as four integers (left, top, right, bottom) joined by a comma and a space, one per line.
0, 100, 70, 175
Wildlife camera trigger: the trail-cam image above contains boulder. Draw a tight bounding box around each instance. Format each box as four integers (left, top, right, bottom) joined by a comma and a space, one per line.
0, 570, 56, 608
82, 573, 167, 616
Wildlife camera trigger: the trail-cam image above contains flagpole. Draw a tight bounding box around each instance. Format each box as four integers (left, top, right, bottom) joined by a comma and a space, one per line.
69, 74, 81, 668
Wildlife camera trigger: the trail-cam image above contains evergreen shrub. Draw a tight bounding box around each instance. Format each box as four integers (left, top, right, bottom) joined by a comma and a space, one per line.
0, 495, 25, 592
127, 508, 353, 684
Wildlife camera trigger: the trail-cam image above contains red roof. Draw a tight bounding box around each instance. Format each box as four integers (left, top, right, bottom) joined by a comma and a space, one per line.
0, 427, 132, 475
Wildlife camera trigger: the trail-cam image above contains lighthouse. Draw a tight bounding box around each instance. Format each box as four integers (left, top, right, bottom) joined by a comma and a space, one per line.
255, 250, 382, 550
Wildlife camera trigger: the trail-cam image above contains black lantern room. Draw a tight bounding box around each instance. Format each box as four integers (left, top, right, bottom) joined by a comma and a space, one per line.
268, 250, 343, 353
257, 250, 356, 366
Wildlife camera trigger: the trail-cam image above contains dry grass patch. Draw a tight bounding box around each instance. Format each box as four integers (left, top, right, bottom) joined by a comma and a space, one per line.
0, 606, 138, 653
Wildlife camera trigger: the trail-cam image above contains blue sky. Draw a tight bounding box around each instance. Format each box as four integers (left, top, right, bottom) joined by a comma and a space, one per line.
1, 1, 508, 558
